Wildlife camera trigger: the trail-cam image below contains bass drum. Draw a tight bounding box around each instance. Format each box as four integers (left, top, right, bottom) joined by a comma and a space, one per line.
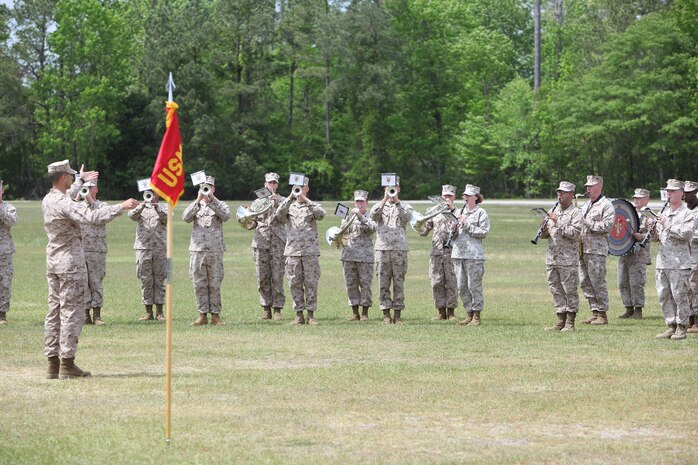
609, 199, 639, 256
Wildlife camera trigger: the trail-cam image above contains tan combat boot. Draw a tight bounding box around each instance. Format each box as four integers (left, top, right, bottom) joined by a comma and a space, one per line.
459, 312, 474, 326
383, 309, 392, 325
687, 316, 698, 333
273, 308, 282, 320
590, 312, 608, 325
59, 358, 92, 379
290, 311, 305, 325
631, 307, 643, 319
261, 306, 272, 320
469, 311, 481, 326
92, 307, 105, 326
348, 305, 360, 321
618, 307, 634, 319
84, 308, 93, 325
361, 306, 369, 321
581, 310, 598, 325
432, 308, 447, 321
393, 310, 404, 324
656, 323, 677, 339
155, 304, 165, 321
561, 312, 577, 332
670, 324, 687, 340
46, 356, 60, 380
446, 308, 457, 321
307, 310, 319, 326
544, 312, 566, 331
139, 305, 154, 321
191, 313, 208, 326
211, 313, 225, 326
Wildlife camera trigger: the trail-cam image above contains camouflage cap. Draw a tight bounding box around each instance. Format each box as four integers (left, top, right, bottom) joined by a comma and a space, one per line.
584, 175, 603, 186
556, 181, 575, 192
354, 190, 368, 201
265, 172, 280, 183
684, 180, 698, 193
205, 176, 215, 186
441, 185, 456, 196
462, 184, 480, 196
665, 178, 683, 191
632, 188, 650, 198
47, 159, 77, 175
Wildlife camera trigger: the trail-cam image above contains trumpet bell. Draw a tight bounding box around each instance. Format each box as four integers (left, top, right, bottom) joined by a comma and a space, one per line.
387, 187, 398, 198
409, 211, 424, 232
236, 198, 274, 229
325, 226, 343, 247
79, 186, 89, 199
143, 191, 154, 202
291, 185, 303, 197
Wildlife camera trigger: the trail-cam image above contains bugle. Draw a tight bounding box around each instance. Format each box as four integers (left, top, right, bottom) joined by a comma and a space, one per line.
531, 201, 559, 245
236, 197, 274, 229
387, 186, 398, 198
200, 184, 212, 196
639, 201, 669, 247
291, 185, 303, 197
325, 214, 357, 248
143, 191, 154, 202
410, 204, 449, 233
79, 186, 90, 199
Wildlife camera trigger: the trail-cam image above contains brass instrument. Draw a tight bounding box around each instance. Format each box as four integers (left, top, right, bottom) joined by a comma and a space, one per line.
236, 197, 274, 229
291, 185, 303, 198
410, 203, 450, 233
639, 201, 669, 247
143, 191, 154, 203
387, 186, 398, 198
200, 184, 212, 197
325, 214, 357, 248
531, 201, 558, 245
79, 186, 90, 199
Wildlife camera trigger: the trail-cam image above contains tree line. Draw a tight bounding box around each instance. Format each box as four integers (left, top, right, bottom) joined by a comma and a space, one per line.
1, 0, 696, 201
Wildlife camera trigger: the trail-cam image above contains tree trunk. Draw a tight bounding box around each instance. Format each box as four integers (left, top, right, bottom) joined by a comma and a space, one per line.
289, 59, 295, 131
534, 0, 541, 91
325, 56, 331, 146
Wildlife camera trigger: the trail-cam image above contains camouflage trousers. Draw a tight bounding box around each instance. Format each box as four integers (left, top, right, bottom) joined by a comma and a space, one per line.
0, 253, 13, 313
254, 246, 285, 308
189, 251, 224, 314
84, 251, 106, 309
44, 271, 86, 359
375, 250, 408, 311
617, 254, 647, 308
547, 265, 579, 314
341, 260, 373, 307
452, 258, 484, 312
690, 267, 698, 316
286, 255, 321, 312
579, 254, 609, 312
429, 254, 457, 309
656, 268, 691, 325
136, 249, 166, 306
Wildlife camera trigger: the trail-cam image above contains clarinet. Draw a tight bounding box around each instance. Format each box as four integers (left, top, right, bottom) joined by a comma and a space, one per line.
531, 201, 559, 245
639, 201, 669, 247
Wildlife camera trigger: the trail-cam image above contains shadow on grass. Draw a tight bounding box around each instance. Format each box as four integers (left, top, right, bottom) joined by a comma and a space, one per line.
94, 372, 165, 379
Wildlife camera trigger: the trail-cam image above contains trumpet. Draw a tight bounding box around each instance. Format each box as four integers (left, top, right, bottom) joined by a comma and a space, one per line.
410, 204, 450, 233
531, 201, 558, 245
200, 184, 212, 197
79, 186, 90, 199
143, 191, 154, 203
387, 186, 398, 198
236, 197, 274, 229
325, 214, 357, 248
291, 185, 303, 197
639, 201, 669, 247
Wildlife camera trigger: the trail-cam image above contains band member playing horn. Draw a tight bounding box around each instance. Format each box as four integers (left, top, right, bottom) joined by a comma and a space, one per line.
617, 189, 651, 320
339, 190, 376, 321
451, 184, 489, 326
541, 182, 583, 331
0, 180, 16, 325
370, 177, 413, 324
685, 180, 698, 333
276, 176, 326, 325
78, 179, 111, 326
240, 172, 287, 321
183, 176, 231, 326
418, 185, 459, 321
652, 179, 694, 340
128, 190, 168, 321
578, 175, 615, 325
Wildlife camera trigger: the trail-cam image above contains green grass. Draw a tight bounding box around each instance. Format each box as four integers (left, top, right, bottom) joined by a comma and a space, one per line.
0, 200, 696, 465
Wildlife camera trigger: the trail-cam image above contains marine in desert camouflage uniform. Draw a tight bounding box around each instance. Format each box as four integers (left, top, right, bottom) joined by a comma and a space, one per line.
0, 181, 16, 325
276, 176, 326, 325
182, 176, 231, 326
683, 180, 698, 333
43, 160, 137, 379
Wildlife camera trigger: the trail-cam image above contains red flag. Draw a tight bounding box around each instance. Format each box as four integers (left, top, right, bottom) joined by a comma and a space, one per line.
150, 101, 184, 206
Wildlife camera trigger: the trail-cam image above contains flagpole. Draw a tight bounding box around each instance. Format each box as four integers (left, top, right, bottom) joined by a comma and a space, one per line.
164, 72, 176, 446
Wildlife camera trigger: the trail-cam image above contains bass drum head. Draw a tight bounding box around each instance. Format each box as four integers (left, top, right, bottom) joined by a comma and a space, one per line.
609, 199, 639, 256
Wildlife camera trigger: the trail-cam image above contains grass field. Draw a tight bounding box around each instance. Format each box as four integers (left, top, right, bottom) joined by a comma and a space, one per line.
0, 199, 696, 465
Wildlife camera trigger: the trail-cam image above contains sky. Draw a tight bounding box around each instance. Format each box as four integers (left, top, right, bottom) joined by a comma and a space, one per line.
0, 0, 12, 7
